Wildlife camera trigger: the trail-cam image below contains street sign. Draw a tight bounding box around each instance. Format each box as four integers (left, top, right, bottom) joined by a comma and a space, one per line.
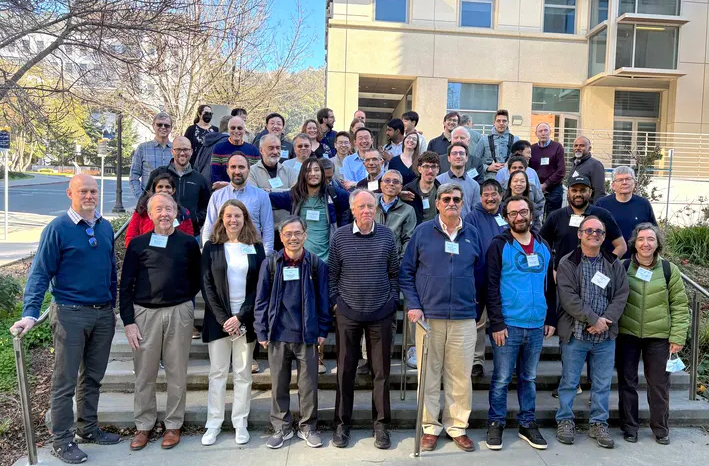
0, 127, 9, 150
97, 138, 108, 157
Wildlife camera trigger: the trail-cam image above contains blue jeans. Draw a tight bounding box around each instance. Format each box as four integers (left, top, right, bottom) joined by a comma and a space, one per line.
488, 326, 544, 427
556, 336, 616, 425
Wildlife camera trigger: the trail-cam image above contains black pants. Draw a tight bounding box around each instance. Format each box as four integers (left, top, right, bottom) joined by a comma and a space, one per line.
616, 334, 671, 437
335, 312, 394, 430
50, 303, 115, 446
544, 183, 563, 217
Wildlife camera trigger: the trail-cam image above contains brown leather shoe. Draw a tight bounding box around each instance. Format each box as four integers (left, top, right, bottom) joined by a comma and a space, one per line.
451, 434, 475, 452
421, 433, 438, 451
161, 429, 181, 449
130, 430, 150, 451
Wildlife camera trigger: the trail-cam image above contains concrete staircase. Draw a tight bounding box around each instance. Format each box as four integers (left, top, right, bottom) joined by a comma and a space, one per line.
97, 296, 709, 429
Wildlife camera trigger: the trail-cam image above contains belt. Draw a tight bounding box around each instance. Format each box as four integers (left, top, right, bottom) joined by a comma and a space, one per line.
57, 302, 111, 309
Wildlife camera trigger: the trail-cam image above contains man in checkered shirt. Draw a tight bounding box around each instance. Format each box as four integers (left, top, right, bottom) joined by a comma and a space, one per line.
129, 112, 174, 198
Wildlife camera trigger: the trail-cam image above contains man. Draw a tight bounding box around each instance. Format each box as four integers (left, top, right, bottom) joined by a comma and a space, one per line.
332, 131, 352, 182
495, 141, 542, 190
402, 111, 427, 151
252, 113, 295, 157
195, 116, 230, 183
231, 107, 254, 144
427, 112, 459, 156
322, 158, 352, 225
329, 189, 399, 449
11, 174, 119, 464
403, 151, 440, 224
202, 153, 274, 254
399, 183, 485, 453
463, 179, 508, 377
254, 216, 330, 449
541, 176, 626, 270
485, 196, 556, 451
460, 114, 482, 147
211, 116, 259, 188
341, 127, 373, 187
376, 170, 417, 260
130, 112, 174, 198
596, 166, 657, 259
473, 109, 519, 180
383, 118, 405, 158
436, 142, 481, 218
530, 122, 566, 214
317, 107, 337, 148
354, 109, 366, 123
439, 126, 484, 182
568, 136, 606, 202
120, 193, 202, 451
555, 216, 629, 449
356, 148, 384, 192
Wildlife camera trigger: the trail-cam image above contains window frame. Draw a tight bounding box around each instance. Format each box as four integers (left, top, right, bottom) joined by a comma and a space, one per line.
459, 0, 494, 29
543, 0, 577, 34
619, 0, 681, 16
374, 0, 409, 23
531, 87, 581, 114
615, 23, 679, 70
446, 82, 500, 131
590, 0, 609, 29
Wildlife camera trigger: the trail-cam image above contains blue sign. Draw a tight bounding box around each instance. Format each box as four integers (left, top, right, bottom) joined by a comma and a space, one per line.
0, 130, 9, 150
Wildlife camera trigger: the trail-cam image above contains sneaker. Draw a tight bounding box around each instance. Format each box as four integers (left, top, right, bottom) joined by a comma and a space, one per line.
318, 355, 327, 375
74, 428, 121, 445
486, 421, 503, 450
266, 429, 293, 449
201, 428, 221, 446
373, 429, 391, 449
656, 435, 670, 445
552, 386, 582, 398
234, 427, 250, 445
406, 347, 417, 369
357, 359, 369, 375
556, 420, 575, 445
332, 425, 350, 448
589, 423, 614, 449
297, 429, 323, 448
51, 442, 88, 464
471, 364, 484, 377
518, 422, 547, 450
623, 431, 638, 443
577, 386, 583, 395
160, 360, 164, 370
251, 360, 260, 374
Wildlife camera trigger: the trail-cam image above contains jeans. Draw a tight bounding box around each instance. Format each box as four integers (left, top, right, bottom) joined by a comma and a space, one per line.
556, 336, 616, 425
544, 183, 563, 217
488, 326, 544, 427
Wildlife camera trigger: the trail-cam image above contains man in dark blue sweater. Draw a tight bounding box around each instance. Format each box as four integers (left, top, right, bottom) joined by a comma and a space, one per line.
12, 174, 119, 464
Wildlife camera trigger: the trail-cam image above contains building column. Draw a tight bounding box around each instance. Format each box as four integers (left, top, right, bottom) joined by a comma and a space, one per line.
413, 77, 448, 142
326, 71, 359, 133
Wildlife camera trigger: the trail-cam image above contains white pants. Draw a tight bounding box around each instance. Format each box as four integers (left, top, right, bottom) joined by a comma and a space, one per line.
205, 335, 255, 429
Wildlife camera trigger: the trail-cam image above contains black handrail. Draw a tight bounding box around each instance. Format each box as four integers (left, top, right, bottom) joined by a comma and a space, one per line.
680, 271, 708, 402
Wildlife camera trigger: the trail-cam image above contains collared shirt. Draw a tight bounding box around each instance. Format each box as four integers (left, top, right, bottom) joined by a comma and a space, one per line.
438, 216, 463, 241
342, 152, 367, 183
436, 170, 481, 218
283, 248, 304, 267
380, 196, 397, 213
129, 139, 173, 198
67, 208, 101, 228
427, 133, 451, 156
353, 220, 375, 235
574, 254, 610, 343
385, 141, 403, 157
539, 139, 552, 148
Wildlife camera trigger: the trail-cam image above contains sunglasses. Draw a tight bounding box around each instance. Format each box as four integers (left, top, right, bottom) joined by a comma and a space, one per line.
580, 228, 606, 237
440, 196, 462, 204
86, 227, 98, 248
155, 123, 171, 128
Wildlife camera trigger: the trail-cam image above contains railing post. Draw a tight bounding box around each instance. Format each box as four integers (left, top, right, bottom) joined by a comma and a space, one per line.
690, 292, 700, 401
665, 149, 674, 221
413, 320, 430, 458
12, 331, 38, 465
401, 310, 407, 401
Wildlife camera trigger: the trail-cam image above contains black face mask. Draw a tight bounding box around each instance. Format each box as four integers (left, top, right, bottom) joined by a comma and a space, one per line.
202, 112, 213, 123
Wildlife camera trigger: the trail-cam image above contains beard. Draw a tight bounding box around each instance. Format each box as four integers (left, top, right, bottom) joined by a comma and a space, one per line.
510, 218, 531, 234
569, 195, 589, 209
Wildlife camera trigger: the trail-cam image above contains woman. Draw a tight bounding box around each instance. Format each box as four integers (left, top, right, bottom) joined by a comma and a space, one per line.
200, 199, 266, 446
388, 131, 420, 185
125, 174, 194, 246
184, 104, 219, 164
349, 118, 365, 144
302, 119, 331, 158
503, 170, 545, 230
617, 223, 689, 445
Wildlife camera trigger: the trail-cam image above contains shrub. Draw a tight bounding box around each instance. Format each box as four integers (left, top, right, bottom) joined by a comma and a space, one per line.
666, 225, 709, 267
0, 275, 22, 316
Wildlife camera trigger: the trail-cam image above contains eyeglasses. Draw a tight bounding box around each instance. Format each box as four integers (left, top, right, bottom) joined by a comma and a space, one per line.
86, 227, 98, 248
580, 228, 606, 237
450, 151, 467, 157
613, 177, 634, 184
336, 141, 351, 146
296, 144, 310, 149
506, 209, 530, 219
281, 231, 305, 239
173, 148, 192, 154
439, 196, 462, 205
381, 179, 401, 185
420, 164, 439, 171
155, 123, 171, 128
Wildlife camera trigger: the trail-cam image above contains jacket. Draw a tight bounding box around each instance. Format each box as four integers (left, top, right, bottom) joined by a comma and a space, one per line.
463, 202, 507, 253
620, 257, 690, 345
403, 178, 440, 224
125, 208, 194, 247
247, 160, 298, 192
399, 217, 485, 320
556, 247, 630, 343
269, 186, 350, 241
485, 229, 557, 332
252, 133, 294, 157
253, 250, 330, 344
567, 153, 606, 202
200, 241, 266, 343
473, 130, 519, 179
195, 132, 229, 186
375, 196, 417, 260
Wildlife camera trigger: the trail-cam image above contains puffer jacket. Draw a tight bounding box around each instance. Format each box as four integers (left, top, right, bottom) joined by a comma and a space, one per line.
619, 257, 690, 346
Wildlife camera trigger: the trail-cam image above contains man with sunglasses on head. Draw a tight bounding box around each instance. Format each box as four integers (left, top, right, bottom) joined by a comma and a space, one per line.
11, 174, 120, 464
130, 112, 176, 199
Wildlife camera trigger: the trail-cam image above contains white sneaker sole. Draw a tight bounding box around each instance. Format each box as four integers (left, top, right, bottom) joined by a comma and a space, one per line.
485, 441, 503, 450
518, 433, 548, 450
202, 436, 217, 446
267, 431, 293, 449
297, 430, 323, 448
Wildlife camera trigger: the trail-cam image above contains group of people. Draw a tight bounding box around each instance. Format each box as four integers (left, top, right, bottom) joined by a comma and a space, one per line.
9, 106, 689, 464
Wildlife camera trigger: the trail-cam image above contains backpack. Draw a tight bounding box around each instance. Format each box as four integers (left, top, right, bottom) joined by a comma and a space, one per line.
268, 252, 319, 290
488, 133, 515, 163
622, 258, 672, 287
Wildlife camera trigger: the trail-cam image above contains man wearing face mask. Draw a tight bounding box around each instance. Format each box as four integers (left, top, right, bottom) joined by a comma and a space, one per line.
252, 113, 294, 157
567, 136, 606, 203
211, 116, 260, 190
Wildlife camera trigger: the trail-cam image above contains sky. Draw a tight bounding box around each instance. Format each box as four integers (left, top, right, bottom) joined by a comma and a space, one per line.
267, 0, 327, 69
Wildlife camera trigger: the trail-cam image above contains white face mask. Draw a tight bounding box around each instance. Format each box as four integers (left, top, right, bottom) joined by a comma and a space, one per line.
666, 354, 686, 373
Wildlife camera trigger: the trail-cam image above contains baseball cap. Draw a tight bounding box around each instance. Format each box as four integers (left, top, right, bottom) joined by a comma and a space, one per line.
568, 175, 592, 188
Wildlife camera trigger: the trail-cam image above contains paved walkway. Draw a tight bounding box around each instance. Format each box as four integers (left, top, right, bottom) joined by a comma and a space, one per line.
0, 174, 70, 188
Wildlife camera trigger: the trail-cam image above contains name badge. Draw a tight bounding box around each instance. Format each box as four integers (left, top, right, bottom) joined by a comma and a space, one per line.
240, 244, 256, 254
422, 198, 430, 210
306, 210, 320, 221
569, 214, 584, 227
572, 171, 580, 177
280, 150, 289, 159
149, 233, 168, 248
444, 241, 459, 255
495, 215, 507, 227
541, 157, 550, 166
467, 168, 479, 179
636, 267, 653, 282
283, 266, 300, 281
526, 254, 540, 267
172, 218, 180, 227
268, 177, 284, 189
367, 180, 379, 191
591, 271, 611, 289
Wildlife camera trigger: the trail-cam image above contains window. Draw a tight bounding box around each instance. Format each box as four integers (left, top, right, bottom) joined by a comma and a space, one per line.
588, 29, 607, 77
614, 91, 660, 118
544, 0, 576, 34
460, 0, 493, 28
615, 24, 678, 69
375, 0, 407, 23
447, 83, 499, 127
590, 0, 608, 28
619, 0, 680, 16
532, 88, 580, 113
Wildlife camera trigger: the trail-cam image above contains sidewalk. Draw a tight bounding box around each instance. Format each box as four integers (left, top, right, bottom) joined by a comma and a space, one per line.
0, 174, 70, 188
0, 212, 55, 265
13, 428, 706, 466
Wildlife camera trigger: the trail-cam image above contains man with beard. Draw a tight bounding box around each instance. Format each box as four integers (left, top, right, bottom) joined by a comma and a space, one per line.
211, 116, 260, 189
567, 136, 606, 202
484, 196, 556, 451
402, 151, 441, 225
317, 107, 337, 148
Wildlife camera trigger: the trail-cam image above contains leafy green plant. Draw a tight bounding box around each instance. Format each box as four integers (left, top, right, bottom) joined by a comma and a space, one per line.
666, 225, 709, 266
0, 275, 22, 316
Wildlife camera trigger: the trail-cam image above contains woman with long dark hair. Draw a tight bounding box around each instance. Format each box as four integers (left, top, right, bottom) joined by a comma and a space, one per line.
388, 131, 420, 185
184, 104, 219, 164
503, 170, 545, 230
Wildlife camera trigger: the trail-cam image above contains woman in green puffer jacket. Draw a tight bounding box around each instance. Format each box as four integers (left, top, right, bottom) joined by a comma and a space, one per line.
616, 223, 689, 445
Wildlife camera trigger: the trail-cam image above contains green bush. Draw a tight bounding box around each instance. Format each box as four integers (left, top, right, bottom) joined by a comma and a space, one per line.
666, 225, 709, 266
0, 275, 22, 316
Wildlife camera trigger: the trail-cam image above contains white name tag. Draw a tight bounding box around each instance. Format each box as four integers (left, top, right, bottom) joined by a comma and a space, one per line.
422, 198, 430, 210
526, 254, 540, 267
444, 241, 459, 255
240, 244, 256, 254
306, 210, 320, 221
541, 157, 550, 166
467, 168, 479, 179
283, 266, 300, 281
591, 271, 611, 289
367, 180, 379, 191
149, 233, 168, 248
268, 177, 284, 189
172, 218, 180, 227
569, 215, 584, 227
636, 267, 653, 282
572, 171, 580, 177
280, 150, 289, 159
495, 215, 507, 227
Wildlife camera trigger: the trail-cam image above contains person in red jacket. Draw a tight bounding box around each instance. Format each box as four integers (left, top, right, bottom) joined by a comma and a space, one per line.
126, 173, 194, 247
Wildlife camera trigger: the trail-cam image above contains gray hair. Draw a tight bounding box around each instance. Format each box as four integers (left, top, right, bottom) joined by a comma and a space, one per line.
153, 112, 172, 125
436, 182, 464, 201
459, 114, 471, 126
147, 192, 177, 212
451, 126, 470, 140
628, 222, 664, 259
535, 122, 551, 132
278, 215, 307, 233
383, 169, 402, 182
219, 115, 231, 132
349, 188, 376, 209
612, 165, 636, 181
364, 147, 383, 159
259, 133, 281, 149
320, 158, 334, 170
292, 133, 310, 144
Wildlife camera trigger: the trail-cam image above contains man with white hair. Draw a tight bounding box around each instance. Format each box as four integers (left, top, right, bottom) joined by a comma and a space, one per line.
130, 112, 175, 198
530, 122, 566, 215
210, 115, 260, 189
439, 126, 484, 183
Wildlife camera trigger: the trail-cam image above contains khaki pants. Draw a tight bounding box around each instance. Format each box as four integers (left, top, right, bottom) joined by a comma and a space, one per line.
416, 318, 477, 437
473, 308, 488, 367
132, 302, 194, 430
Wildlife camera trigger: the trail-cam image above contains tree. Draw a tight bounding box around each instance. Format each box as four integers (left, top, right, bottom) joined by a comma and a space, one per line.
80, 112, 137, 168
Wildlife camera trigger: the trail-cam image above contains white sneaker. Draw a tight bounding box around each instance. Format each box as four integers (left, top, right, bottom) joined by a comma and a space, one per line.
406, 347, 417, 369
202, 428, 221, 446
235, 427, 250, 444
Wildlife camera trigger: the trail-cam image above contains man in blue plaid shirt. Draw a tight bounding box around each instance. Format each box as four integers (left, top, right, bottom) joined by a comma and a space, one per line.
130, 112, 174, 198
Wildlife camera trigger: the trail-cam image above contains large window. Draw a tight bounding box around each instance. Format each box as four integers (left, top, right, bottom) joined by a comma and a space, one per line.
614, 91, 660, 118
590, 0, 608, 28
612, 91, 660, 166
447, 83, 499, 127
544, 0, 576, 34
615, 24, 678, 69
619, 0, 680, 16
588, 29, 607, 77
375, 0, 408, 23
532, 88, 580, 113
460, 0, 493, 28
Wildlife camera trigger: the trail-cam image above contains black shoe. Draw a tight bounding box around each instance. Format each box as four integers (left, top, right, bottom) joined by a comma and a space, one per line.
551, 387, 559, 398
471, 364, 484, 377
75, 428, 121, 445
656, 435, 670, 445
51, 442, 88, 464
332, 425, 350, 448
518, 422, 547, 450
486, 421, 503, 450
623, 431, 638, 443
374, 429, 391, 449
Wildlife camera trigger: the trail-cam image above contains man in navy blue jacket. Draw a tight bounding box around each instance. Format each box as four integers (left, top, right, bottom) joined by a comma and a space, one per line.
399, 183, 485, 453
484, 195, 557, 451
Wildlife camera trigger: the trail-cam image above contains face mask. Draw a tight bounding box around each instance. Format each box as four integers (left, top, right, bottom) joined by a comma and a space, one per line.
666, 353, 686, 373
202, 113, 213, 123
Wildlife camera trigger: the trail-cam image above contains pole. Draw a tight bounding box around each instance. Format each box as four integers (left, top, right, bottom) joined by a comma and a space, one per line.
112, 113, 125, 213
100, 156, 105, 216
665, 149, 673, 221
3, 149, 7, 241
13, 333, 38, 465
413, 319, 430, 458
401, 308, 407, 401
690, 292, 700, 401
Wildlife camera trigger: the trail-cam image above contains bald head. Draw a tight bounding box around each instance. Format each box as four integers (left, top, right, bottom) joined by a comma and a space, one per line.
171, 136, 193, 169
67, 174, 98, 216
573, 136, 592, 158
536, 122, 551, 144
451, 126, 470, 147
228, 116, 245, 144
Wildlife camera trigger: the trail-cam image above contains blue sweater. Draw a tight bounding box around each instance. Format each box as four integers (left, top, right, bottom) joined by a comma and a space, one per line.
399, 217, 485, 320
23, 214, 117, 318
463, 202, 508, 254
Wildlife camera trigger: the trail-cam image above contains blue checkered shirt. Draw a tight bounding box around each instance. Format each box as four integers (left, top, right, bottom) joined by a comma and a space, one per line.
574, 254, 610, 343
67, 208, 101, 228
129, 139, 173, 198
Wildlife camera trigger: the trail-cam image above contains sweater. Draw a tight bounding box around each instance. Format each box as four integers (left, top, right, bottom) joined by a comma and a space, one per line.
211, 140, 260, 184
184, 124, 219, 165
463, 202, 508, 253
567, 153, 606, 202
530, 141, 566, 188
595, 194, 657, 258
125, 208, 194, 247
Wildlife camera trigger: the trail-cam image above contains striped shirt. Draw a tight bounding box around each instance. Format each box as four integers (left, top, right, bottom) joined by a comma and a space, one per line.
67, 208, 101, 228
129, 139, 173, 198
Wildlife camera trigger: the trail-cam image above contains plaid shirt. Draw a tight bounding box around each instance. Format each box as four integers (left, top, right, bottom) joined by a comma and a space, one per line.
129, 139, 173, 198
67, 208, 101, 228
573, 254, 610, 343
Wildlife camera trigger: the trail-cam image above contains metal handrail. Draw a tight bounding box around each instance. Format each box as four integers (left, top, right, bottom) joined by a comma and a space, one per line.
413, 319, 431, 458
680, 271, 709, 402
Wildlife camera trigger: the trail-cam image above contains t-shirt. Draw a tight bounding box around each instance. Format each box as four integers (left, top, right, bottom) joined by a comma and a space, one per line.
519, 237, 535, 256
224, 242, 249, 313
421, 189, 437, 222
595, 194, 657, 259
300, 195, 330, 261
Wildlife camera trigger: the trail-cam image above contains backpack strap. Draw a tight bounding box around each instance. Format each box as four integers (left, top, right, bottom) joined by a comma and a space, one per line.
507, 134, 514, 158
488, 134, 496, 162
661, 259, 672, 288
310, 254, 319, 291
622, 258, 631, 272
268, 253, 277, 289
